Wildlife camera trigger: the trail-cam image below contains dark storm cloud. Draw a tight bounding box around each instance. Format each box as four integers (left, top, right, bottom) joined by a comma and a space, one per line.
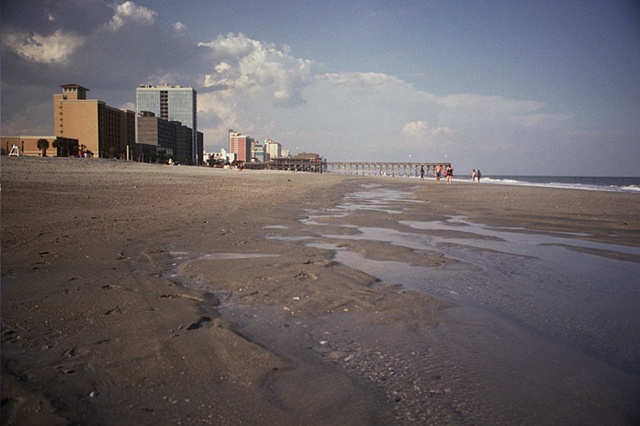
0, 0, 207, 133
1, 0, 113, 36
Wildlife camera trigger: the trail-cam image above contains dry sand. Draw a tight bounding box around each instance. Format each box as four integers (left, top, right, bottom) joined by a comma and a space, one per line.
2, 157, 639, 425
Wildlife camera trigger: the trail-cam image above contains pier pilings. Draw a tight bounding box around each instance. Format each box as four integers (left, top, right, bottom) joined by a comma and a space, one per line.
325, 162, 449, 177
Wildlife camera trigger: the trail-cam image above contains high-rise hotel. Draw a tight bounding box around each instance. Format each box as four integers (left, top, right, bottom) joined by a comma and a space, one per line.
53, 84, 135, 158
228, 130, 253, 163
136, 84, 201, 164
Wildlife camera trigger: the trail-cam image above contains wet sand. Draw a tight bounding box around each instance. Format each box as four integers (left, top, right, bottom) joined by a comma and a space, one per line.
2, 157, 639, 425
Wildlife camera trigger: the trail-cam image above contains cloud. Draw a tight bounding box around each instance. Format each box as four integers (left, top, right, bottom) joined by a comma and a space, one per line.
107, 1, 156, 31
509, 113, 569, 128
199, 33, 312, 107
438, 93, 544, 116
402, 121, 453, 142
120, 102, 136, 112
323, 71, 418, 99
435, 93, 570, 137
1, 29, 84, 64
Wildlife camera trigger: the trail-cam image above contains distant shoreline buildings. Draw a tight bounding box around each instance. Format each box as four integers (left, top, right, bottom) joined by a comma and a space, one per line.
2, 84, 449, 176
225, 129, 322, 169
1, 83, 322, 168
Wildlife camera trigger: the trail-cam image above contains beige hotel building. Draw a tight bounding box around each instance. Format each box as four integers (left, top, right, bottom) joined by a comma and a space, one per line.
53, 84, 135, 158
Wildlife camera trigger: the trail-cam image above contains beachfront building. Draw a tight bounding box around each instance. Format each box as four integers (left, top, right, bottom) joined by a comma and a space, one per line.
53, 84, 135, 159
268, 152, 326, 172
136, 84, 200, 164
228, 130, 254, 163
197, 131, 204, 164
252, 142, 267, 162
265, 138, 282, 159
1, 135, 79, 157
137, 111, 176, 162
175, 122, 193, 163
217, 148, 230, 163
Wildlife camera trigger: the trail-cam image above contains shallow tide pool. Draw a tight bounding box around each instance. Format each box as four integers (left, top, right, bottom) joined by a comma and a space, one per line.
300, 183, 640, 424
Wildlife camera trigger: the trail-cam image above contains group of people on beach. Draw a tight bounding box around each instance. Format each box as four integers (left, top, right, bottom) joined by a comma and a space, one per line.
433, 164, 454, 184
419, 164, 481, 184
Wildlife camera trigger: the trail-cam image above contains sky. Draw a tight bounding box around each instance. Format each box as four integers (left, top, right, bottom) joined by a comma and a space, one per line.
1, 0, 639, 176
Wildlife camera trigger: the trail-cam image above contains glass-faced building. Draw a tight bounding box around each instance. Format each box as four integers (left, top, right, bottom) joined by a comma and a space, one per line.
136, 84, 199, 164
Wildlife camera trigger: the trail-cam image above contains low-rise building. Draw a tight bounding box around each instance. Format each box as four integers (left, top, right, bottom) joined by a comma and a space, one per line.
136, 111, 202, 164
137, 111, 176, 161
252, 143, 267, 162
1, 135, 79, 157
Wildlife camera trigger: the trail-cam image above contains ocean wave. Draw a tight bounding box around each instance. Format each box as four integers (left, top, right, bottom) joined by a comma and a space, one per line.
620, 185, 640, 193
479, 176, 640, 194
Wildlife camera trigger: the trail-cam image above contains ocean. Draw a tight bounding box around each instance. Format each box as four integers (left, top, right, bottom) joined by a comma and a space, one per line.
329, 168, 640, 193
470, 175, 640, 193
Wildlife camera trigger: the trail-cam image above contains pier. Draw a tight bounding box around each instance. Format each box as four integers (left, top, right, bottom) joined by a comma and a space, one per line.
243, 157, 326, 172
326, 161, 450, 177
241, 159, 451, 176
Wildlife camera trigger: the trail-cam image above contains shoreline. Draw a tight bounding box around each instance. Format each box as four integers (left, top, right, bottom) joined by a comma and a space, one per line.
2, 157, 639, 424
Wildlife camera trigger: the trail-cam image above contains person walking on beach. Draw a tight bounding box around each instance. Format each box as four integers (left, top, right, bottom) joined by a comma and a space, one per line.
420, 166, 425, 180
435, 164, 442, 183
477, 169, 481, 182
472, 169, 476, 182
446, 165, 453, 184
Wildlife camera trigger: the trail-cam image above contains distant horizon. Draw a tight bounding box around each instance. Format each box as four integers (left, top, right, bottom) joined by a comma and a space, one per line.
482, 174, 640, 179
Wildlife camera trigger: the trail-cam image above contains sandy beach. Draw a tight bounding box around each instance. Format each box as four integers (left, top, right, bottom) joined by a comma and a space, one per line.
2, 157, 639, 425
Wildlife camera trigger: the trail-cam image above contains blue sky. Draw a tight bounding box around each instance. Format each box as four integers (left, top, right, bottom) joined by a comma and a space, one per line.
2, 0, 639, 175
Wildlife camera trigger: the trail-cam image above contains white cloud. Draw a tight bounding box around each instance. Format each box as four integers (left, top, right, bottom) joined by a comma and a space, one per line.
402, 121, 453, 141
438, 93, 544, 117
510, 113, 569, 128
199, 33, 312, 107
436, 93, 569, 133
107, 1, 156, 31
120, 101, 136, 111
1, 30, 84, 64
199, 33, 256, 58
173, 21, 186, 31
323, 71, 414, 97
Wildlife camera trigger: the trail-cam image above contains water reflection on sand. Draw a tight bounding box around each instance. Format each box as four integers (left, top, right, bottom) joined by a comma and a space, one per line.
299, 183, 640, 424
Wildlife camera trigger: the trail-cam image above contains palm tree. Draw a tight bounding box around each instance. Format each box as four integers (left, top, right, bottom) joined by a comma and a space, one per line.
37, 139, 49, 157
108, 146, 118, 159
52, 138, 68, 157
